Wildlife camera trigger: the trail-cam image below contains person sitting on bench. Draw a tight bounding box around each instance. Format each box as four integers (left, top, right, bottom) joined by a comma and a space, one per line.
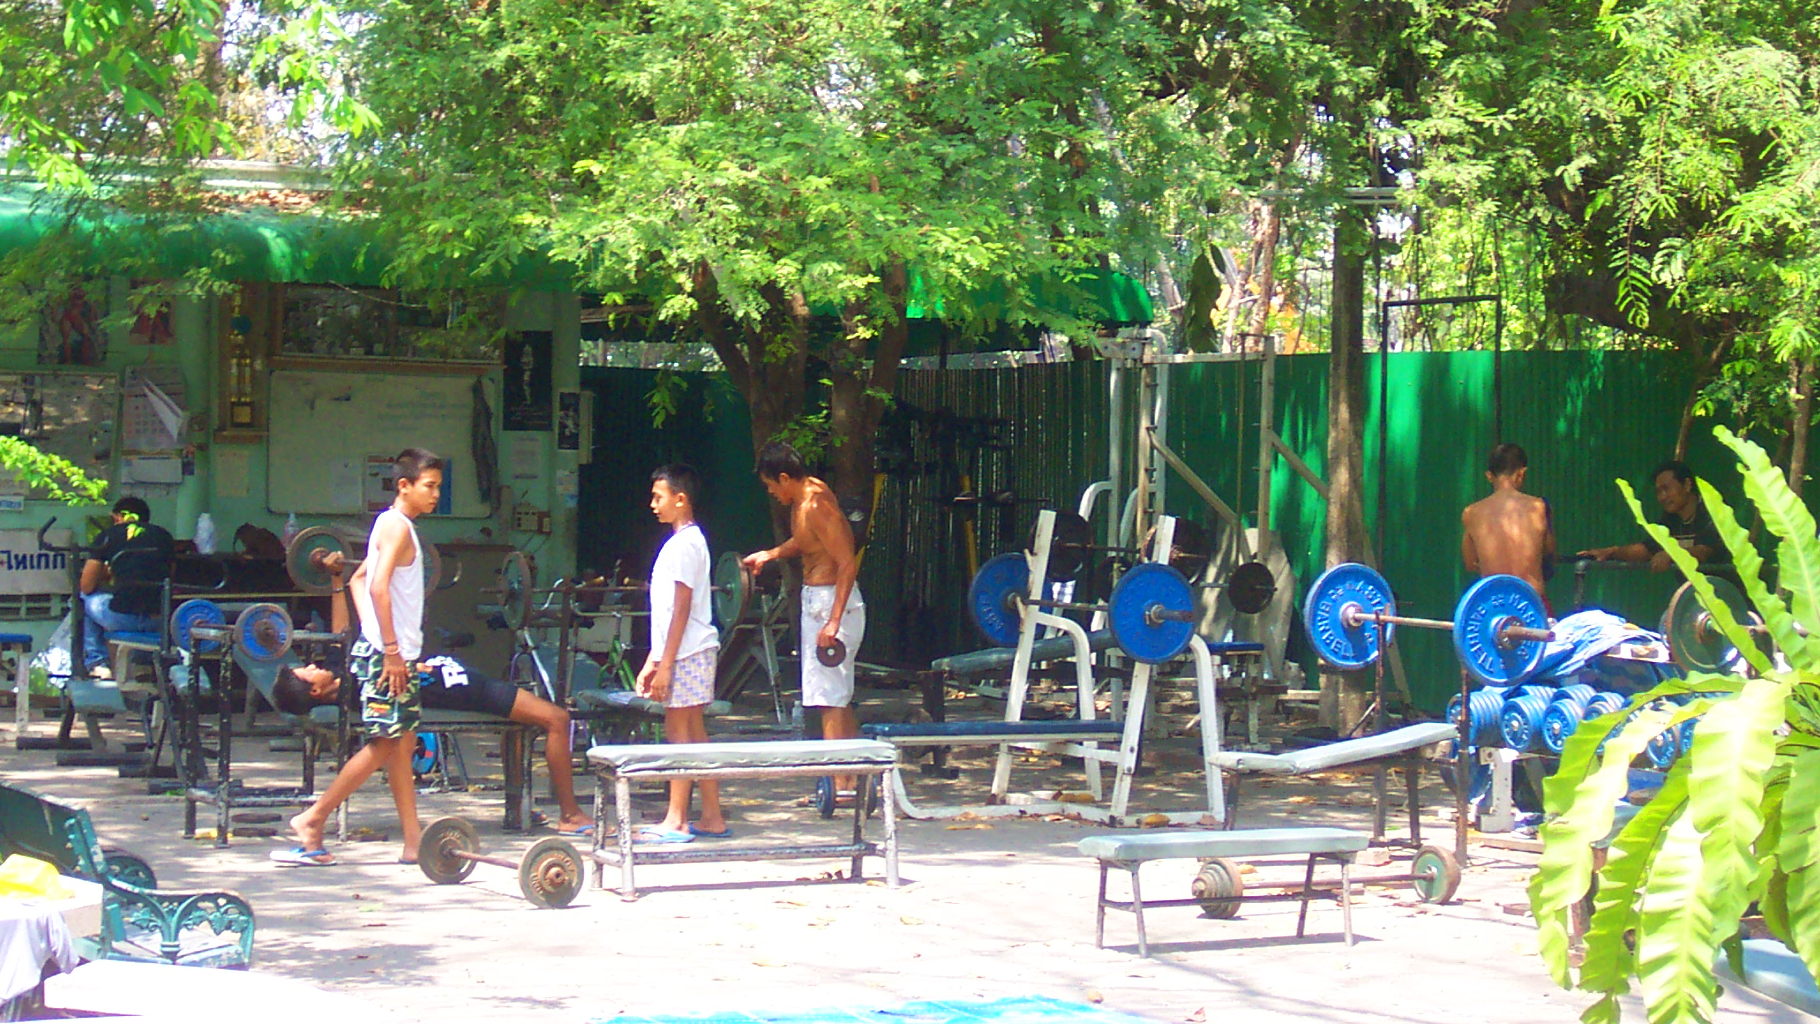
271, 549, 595, 837
79, 497, 173, 680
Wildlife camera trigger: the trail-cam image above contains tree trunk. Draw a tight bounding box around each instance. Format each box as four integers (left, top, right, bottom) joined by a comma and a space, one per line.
1246, 200, 1283, 341
693, 265, 808, 542
1321, 212, 1374, 731
827, 263, 912, 533
1789, 357, 1815, 494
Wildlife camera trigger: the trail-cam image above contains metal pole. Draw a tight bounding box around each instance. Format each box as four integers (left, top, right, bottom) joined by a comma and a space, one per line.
1256, 337, 1276, 535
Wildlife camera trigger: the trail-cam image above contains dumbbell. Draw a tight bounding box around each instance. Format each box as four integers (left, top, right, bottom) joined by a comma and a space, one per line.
168, 599, 320, 663
1029, 510, 1215, 582
1305, 564, 1554, 686
968, 555, 1241, 664
1660, 577, 1779, 672
285, 526, 456, 597
418, 815, 584, 908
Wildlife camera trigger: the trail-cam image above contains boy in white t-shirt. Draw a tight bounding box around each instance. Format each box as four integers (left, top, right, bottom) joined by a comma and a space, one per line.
636, 464, 728, 842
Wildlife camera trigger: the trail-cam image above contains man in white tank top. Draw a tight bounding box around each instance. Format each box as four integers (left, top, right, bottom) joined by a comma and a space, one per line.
275, 448, 443, 867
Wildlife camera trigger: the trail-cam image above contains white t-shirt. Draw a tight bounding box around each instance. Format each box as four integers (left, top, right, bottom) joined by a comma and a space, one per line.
650, 523, 718, 661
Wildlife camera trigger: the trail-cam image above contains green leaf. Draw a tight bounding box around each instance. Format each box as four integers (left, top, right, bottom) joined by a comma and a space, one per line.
1533, 699, 1688, 986
1579, 762, 1689, 1004
1715, 426, 1820, 665
1778, 749, 1820, 988
1634, 811, 1721, 1024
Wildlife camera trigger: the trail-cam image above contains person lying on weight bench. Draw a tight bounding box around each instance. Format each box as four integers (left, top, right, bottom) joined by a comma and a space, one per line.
271, 552, 595, 837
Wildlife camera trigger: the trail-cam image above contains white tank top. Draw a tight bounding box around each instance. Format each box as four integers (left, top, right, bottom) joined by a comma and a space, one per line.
352, 507, 425, 660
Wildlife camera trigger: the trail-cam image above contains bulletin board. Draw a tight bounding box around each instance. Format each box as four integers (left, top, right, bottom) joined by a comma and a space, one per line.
266, 369, 496, 518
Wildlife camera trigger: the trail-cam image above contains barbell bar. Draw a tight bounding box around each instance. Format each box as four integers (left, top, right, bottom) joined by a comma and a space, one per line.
1032, 511, 1214, 583
966, 554, 1239, 663
497, 549, 763, 633
285, 525, 457, 597
169, 598, 337, 664
1304, 563, 1554, 686
417, 815, 584, 909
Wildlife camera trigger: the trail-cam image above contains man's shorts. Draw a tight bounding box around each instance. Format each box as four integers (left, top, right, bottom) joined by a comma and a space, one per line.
418, 657, 519, 719
667, 647, 718, 709
351, 637, 421, 739
800, 585, 865, 709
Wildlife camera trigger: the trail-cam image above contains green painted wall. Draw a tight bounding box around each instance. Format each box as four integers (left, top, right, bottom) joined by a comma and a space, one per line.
0, 279, 574, 652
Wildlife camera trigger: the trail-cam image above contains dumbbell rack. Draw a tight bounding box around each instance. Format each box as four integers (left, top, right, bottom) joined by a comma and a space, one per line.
166, 591, 356, 848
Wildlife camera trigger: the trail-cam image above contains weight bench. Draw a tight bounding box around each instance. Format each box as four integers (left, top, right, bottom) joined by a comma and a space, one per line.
1078, 826, 1369, 956
1210, 722, 1457, 843
587, 739, 899, 899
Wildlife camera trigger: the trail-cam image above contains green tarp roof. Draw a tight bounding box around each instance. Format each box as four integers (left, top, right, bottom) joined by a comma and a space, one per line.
0, 186, 1152, 324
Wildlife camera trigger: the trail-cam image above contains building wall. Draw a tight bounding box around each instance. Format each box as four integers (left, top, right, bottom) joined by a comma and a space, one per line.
0, 278, 580, 651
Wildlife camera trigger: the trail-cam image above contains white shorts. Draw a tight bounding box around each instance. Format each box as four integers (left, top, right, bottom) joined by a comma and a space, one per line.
801, 584, 865, 709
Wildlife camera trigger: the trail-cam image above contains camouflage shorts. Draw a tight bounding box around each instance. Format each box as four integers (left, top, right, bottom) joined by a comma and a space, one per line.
351, 638, 421, 738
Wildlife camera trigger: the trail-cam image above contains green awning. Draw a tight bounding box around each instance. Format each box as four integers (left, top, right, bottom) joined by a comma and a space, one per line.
0, 186, 578, 291
0, 185, 1153, 323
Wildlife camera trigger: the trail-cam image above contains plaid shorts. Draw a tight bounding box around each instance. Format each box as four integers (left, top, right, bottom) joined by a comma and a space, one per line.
351, 637, 421, 738
667, 647, 718, 709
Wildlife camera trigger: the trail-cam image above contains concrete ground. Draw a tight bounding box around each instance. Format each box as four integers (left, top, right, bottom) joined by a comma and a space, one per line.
5, 684, 1812, 1024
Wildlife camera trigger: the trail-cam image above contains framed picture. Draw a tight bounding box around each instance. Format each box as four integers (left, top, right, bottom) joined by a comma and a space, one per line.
38, 284, 106, 366
503, 331, 553, 431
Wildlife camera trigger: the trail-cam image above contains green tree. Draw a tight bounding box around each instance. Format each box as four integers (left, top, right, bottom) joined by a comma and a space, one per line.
324, 0, 1178, 508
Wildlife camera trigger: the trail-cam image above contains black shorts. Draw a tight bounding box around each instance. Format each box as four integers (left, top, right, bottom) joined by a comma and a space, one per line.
418, 660, 520, 719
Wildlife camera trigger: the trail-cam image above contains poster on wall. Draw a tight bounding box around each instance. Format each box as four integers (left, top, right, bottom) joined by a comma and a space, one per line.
38, 284, 107, 366
502, 331, 553, 431
556, 390, 583, 451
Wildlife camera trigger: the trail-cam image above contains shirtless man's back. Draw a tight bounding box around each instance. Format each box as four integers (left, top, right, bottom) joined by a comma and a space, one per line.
1462, 443, 1555, 601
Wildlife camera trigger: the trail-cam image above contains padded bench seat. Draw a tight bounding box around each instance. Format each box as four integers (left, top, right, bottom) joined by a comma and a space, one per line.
1079, 826, 1370, 955
573, 689, 732, 719
1210, 722, 1456, 776
587, 739, 900, 899
588, 738, 896, 777
932, 631, 1115, 677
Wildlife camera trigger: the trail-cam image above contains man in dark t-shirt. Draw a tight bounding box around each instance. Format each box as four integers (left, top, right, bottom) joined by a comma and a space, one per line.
79, 496, 173, 677
1577, 460, 1739, 586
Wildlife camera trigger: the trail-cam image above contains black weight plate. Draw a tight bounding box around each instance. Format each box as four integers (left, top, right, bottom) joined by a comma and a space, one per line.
1034, 511, 1093, 582
1227, 561, 1276, 616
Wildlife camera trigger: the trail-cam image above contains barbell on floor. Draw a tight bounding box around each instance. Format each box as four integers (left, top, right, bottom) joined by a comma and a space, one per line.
1304, 564, 1554, 686
967, 553, 1270, 663
418, 815, 584, 908
285, 525, 458, 597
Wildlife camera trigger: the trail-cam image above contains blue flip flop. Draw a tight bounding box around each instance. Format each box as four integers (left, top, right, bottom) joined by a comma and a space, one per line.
635, 826, 694, 844
687, 824, 733, 839
270, 847, 336, 867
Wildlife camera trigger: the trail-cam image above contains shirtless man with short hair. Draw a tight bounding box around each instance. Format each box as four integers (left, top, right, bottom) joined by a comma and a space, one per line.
742, 442, 865, 796
1462, 443, 1556, 611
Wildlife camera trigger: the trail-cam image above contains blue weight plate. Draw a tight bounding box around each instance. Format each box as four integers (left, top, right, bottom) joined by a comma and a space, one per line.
968, 553, 1029, 648
1303, 563, 1395, 670
236, 603, 292, 662
1108, 562, 1196, 664
1452, 574, 1549, 686
170, 599, 225, 654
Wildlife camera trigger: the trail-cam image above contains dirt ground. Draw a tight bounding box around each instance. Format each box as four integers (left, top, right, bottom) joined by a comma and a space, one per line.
5, 680, 1812, 1024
